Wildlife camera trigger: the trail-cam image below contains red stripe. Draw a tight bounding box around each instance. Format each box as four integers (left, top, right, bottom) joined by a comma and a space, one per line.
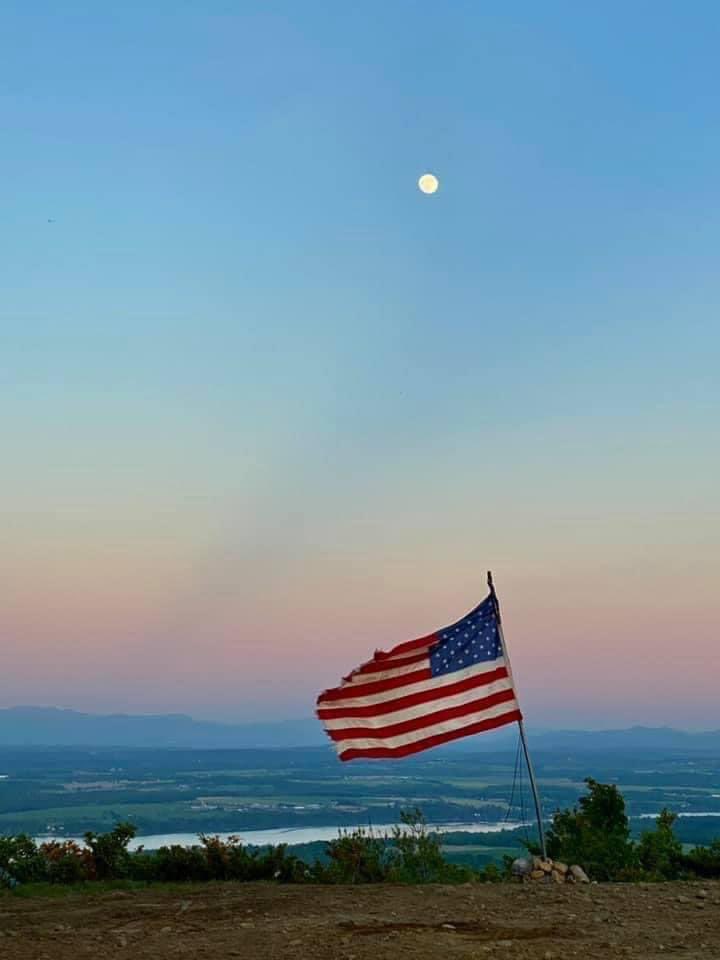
337, 709, 523, 761
349, 651, 428, 678
325, 688, 517, 743
371, 632, 438, 661
317, 666, 509, 720
317, 666, 433, 704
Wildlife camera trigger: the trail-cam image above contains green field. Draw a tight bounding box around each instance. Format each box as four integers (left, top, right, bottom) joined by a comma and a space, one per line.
1, 744, 719, 864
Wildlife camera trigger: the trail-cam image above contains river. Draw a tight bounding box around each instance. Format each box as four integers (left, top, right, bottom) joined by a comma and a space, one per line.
33, 811, 720, 850
35, 819, 528, 851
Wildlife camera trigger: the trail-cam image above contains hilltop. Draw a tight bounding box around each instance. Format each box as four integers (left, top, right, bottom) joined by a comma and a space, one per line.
1, 880, 719, 959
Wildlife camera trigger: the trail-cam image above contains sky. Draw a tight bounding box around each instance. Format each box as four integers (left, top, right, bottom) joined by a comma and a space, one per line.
1, 1, 718, 729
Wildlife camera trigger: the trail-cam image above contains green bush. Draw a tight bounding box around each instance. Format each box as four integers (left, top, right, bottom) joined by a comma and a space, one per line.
681, 838, 720, 879
546, 778, 638, 880
197, 835, 306, 882
3, 796, 719, 888
545, 781, 720, 882
83, 822, 136, 880
39, 840, 93, 884
637, 809, 684, 880
318, 809, 474, 884
257, 843, 307, 883
475, 860, 508, 882
144, 844, 210, 883
0, 835, 46, 884
388, 807, 473, 883
320, 827, 391, 883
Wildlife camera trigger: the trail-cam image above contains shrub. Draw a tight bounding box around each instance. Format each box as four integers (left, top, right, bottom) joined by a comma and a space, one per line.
321, 827, 391, 883
199, 834, 263, 881
199, 834, 236, 881
545, 778, 638, 880
637, 809, 684, 880
7, 795, 716, 888
194, 835, 306, 883
476, 861, 507, 882
256, 843, 307, 883
388, 807, 473, 883
39, 840, 94, 884
681, 838, 720, 879
319, 809, 474, 885
83, 822, 136, 880
146, 844, 210, 883
0, 835, 46, 884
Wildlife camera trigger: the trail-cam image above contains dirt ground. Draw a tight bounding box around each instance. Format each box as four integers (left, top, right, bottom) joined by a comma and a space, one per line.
1, 880, 718, 960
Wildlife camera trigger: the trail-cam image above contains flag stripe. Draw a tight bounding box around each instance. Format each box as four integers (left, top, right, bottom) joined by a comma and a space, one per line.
342, 655, 430, 686
321, 675, 514, 728
332, 696, 519, 752
319, 666, 432, 702
324, 687, 518, 741
317, 665, 510, 720
336, 708, 523, 761
371, 633, 438, 661
318, 659, 507, 711
350, 651, 428, 678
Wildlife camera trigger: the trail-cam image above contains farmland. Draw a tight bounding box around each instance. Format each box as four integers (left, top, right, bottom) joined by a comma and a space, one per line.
1, 743, 719, 864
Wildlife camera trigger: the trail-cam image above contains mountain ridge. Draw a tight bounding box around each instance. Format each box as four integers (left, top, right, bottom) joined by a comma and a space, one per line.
0, 706, 718, 750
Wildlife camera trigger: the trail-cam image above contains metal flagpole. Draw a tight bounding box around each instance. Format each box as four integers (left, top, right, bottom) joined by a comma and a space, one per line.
487, 571, 547, 861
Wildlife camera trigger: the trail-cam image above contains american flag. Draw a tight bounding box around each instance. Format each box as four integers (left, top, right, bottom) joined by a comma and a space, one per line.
316, 593, 522, 761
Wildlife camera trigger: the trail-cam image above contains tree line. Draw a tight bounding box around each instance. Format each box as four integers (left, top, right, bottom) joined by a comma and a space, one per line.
1, 780, 720, 889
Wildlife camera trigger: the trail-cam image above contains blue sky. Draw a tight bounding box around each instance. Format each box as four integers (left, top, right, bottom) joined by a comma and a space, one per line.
1, 2, 718, 726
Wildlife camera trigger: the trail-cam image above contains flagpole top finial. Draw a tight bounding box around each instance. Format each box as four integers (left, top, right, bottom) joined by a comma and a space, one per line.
487, 570, 494, 590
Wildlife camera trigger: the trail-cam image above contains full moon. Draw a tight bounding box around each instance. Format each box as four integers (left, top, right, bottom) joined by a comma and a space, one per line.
418, 173, 439, 194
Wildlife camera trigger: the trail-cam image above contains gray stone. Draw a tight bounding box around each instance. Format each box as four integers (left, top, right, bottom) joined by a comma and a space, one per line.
511, 857, 533, 877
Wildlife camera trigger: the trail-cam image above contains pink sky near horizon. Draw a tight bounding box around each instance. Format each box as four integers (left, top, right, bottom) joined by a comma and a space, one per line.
3, 3, 720, 733
2, 489, 717, 729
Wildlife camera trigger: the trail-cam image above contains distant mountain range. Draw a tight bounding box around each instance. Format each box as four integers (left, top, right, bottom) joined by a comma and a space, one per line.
0, 706, 718, 751
531, 725, 720, 752
0, 707, 324, 748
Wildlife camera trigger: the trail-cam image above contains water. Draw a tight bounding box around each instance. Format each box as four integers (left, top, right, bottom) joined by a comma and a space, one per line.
34, 811, 720, 849
636, 811, 720, 819
35, 819, 528, 851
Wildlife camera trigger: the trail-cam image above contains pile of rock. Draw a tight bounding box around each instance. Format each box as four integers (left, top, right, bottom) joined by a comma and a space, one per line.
511, 856, 590, 884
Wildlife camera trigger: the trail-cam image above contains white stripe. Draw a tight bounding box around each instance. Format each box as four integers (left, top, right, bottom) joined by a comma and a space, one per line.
318, 657, 507, 712
332, 699, 519, 754
323, 676, 515, 731
342, 656, 430, 686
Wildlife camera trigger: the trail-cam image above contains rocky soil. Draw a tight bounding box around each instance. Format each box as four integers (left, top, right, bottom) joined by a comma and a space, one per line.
1, 880, 718, 959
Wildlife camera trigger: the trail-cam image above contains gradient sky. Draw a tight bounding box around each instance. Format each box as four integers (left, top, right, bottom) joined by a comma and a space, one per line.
2, 2, 718, 729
